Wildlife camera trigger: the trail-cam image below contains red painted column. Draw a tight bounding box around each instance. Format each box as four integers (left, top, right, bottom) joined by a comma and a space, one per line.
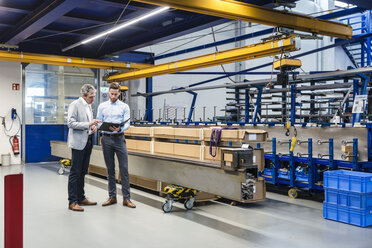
4, 174, 23, 248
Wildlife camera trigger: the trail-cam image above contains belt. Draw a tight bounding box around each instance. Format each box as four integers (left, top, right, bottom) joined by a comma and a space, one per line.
102, 132, 124, 137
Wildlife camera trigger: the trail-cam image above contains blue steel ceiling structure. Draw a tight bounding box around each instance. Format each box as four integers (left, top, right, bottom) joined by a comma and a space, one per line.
339, 0, 372, 10
0, 0, 275, 60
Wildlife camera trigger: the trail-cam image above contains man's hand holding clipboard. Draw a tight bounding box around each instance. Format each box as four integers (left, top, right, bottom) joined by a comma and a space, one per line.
99, 118, 130, 132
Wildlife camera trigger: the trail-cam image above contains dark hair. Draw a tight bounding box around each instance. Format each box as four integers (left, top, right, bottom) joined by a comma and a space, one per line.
109, 82, 120, 90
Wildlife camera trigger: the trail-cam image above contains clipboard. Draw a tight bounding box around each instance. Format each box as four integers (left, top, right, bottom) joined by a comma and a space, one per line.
99, 118, 130, 132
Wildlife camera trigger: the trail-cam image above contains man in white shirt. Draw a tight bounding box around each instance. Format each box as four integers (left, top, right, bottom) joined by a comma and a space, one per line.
97, 82, 136, 208
67, 84, 101, 211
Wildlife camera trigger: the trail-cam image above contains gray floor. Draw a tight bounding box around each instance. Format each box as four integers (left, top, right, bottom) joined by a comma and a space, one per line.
1, 162, 372, 248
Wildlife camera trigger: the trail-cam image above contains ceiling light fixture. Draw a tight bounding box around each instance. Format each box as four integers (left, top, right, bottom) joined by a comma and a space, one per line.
62, 6, 170, 52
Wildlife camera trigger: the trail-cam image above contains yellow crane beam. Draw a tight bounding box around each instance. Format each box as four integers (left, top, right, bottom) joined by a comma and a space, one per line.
107, 35, 300, 82
0, 50, 152, 70
134, 0, 352, 39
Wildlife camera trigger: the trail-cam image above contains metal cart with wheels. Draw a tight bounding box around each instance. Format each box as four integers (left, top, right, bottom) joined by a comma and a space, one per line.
162, 185, 197, 213
58, 159, 71, 175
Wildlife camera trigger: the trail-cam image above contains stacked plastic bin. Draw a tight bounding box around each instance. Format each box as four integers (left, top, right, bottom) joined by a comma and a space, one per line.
323, 170, 372, 227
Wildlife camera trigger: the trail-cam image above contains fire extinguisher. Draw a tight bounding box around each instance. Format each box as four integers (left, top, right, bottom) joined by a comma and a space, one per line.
9, 135, 19, 155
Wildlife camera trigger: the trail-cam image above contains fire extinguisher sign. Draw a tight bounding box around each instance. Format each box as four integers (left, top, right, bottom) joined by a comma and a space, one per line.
12, 83, 20, 91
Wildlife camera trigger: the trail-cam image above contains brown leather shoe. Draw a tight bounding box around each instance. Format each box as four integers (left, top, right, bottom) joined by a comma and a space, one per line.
123, 199, 136, 208
79, 198, 97, 206
102, 197, 117, 207
68, 203, 84, 212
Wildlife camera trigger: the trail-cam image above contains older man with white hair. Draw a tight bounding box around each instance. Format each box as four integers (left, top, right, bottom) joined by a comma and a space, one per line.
67, 84, 101, 211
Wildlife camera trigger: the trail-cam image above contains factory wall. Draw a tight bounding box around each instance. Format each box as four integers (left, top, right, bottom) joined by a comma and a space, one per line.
0, 61, 22, 165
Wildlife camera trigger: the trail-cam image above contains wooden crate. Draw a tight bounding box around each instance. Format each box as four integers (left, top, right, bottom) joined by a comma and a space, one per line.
203, 145, 221, 162
126, 139, 151, 152
88, 164, 108, 177
153, 127, 174, 139
154, 141, 201, 159
174, 143, 200, 159
153, 141, 174, 156
203, 128, 267, 142
129, 174, 161, 192
126, 126, 151, 137
174, 128, 202, 140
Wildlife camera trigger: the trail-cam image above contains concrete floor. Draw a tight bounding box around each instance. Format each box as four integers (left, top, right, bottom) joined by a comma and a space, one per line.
1, 162, 372, 248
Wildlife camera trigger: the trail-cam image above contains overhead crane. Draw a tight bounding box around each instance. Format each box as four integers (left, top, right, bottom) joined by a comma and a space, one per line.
107, 35, 300, 82
0, 50, 152, 70
133, 0, 352, 39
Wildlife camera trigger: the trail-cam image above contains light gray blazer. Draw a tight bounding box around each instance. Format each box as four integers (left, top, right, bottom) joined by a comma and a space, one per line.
67, 98, 92, 150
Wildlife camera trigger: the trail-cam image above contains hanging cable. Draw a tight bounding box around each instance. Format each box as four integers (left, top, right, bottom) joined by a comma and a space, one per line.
95, 0, 132, 55
211, 26, 237, 84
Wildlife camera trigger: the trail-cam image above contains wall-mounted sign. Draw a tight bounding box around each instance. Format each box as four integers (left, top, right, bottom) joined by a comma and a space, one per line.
12, 83, 20, 91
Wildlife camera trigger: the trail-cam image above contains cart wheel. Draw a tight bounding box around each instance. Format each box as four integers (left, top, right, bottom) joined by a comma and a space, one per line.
288, 188, 298, 199
184, 198, 195, 210
58, 166, 64, 175
162, 200, 172, 213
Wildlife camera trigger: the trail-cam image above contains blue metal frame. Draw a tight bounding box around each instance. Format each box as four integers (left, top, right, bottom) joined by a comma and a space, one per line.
186, 91, 198, 125
290, 84, 296, 126
272, 138, 279, 186
144, 77, 153, 122
307, 139, 314, 190
244, 88, 250, 123
252, 84, 263, 125
329, 139, 336, 170
340, 10, 371, 67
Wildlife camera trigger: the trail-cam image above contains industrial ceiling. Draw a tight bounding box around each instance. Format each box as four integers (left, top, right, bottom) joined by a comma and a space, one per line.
0, 0, 275, 61
0, 0, 369, 63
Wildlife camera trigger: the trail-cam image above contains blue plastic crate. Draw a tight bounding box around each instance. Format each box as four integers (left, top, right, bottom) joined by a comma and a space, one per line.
278, 170, 290, 180
263, 168, 272, 176
324, 170, 372, 193
323, 202, 372, 227
263, 168, 309, 182
296, 173, 309, 182
325, 188, 372, 209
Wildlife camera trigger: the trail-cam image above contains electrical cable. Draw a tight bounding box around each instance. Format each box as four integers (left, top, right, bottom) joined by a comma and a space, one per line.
2, 112, 22, 136
95, 0, 132, 55
4, 118, 14, 132
211, 26, 237, 84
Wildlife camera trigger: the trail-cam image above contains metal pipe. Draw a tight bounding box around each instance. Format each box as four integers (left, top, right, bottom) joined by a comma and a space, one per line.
318, 154, 331, 158
297, 140, 310, 145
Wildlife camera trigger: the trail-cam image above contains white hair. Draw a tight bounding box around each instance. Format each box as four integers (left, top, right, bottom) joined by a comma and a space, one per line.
80, 84, 96, 96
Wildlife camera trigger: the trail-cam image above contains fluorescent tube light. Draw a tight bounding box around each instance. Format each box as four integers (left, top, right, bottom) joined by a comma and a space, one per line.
62, 6, 169, 52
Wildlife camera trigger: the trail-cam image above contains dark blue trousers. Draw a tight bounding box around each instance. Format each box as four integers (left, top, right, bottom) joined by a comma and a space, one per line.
101, 135, 130, 200
68, 136, 93, 204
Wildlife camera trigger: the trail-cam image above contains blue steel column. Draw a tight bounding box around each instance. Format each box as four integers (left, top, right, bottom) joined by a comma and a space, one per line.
367, 124, 372, 162
186, 91, 198, 125
329, 139, 336, 170
253, 85, 263, 125
366, 11, 371, 66
272, 138, 279, 185
245, 88, 250, 123
289, 140, 295, 188
353, 138, 359, 171
361, 13, 366, 67
352, 79, 360, 124
145, 77, 153, 122
308, 138, 314, 189
291, 84, 296, 125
